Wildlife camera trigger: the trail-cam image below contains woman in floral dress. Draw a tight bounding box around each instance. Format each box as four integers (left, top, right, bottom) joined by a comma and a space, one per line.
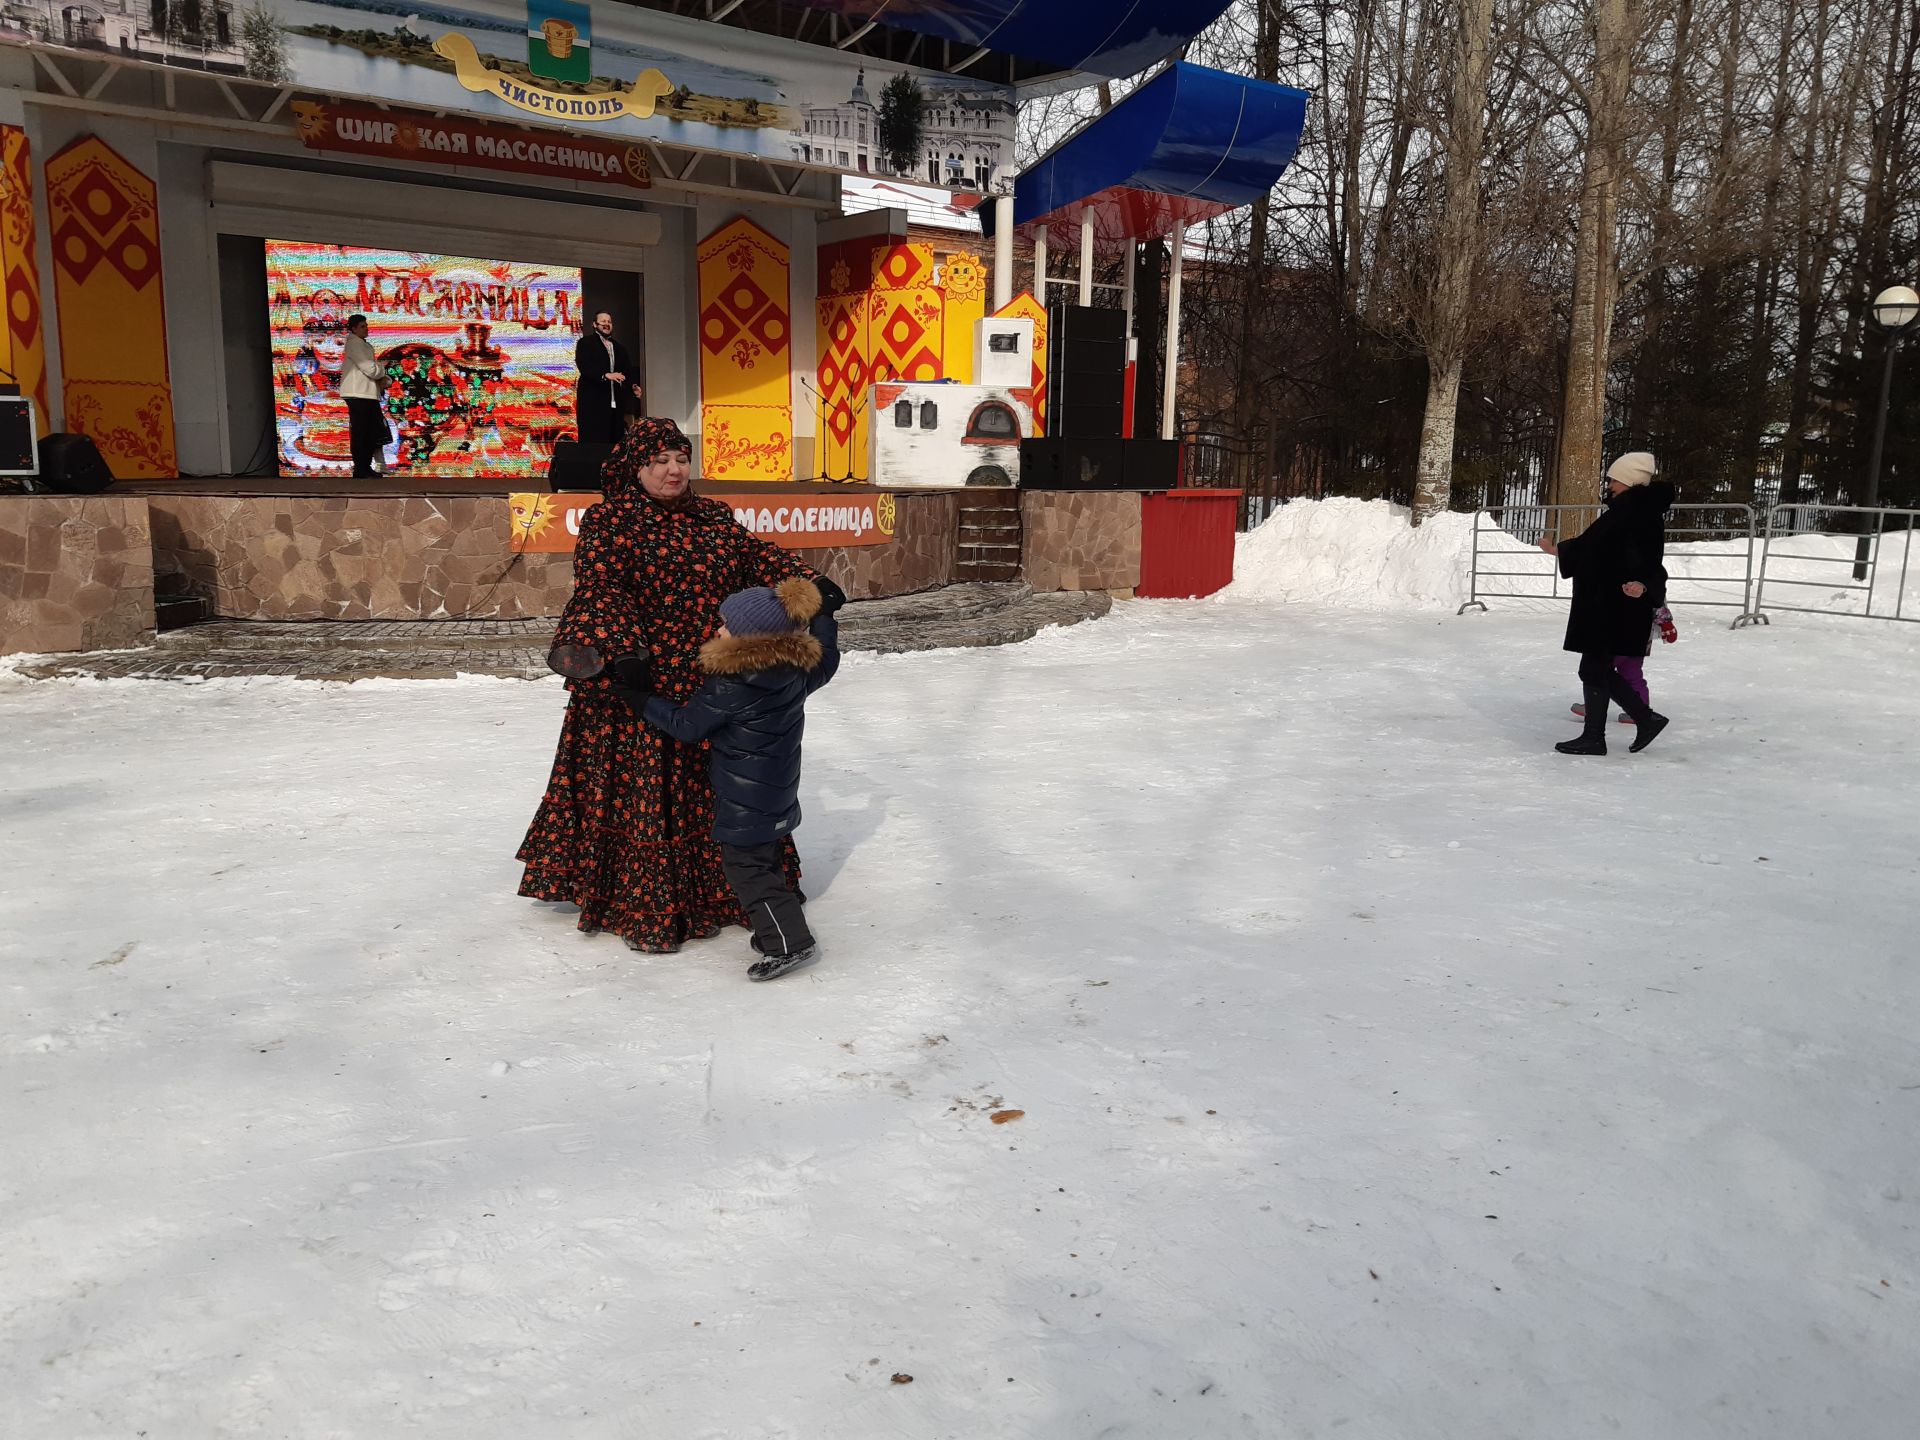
517, 417, 825, 952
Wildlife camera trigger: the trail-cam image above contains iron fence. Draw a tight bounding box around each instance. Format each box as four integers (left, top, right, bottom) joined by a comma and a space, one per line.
1459, 503, 1764, 625
1748, 504, 1920, 625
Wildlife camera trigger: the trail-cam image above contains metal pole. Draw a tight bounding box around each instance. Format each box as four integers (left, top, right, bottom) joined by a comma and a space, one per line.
1122, 240, 1136, 337
992, 193, 1014, 312
1033, 231, 1047, 308
1854, 334, 1899, 579
1161, 219, 1185, 442
1078, 210, 1094, 307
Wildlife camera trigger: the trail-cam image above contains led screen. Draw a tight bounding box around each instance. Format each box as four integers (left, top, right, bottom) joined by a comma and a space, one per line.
267, 241, 584, 479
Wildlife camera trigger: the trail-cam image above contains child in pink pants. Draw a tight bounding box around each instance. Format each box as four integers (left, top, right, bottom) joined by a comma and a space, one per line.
1572, 607, 1675, 725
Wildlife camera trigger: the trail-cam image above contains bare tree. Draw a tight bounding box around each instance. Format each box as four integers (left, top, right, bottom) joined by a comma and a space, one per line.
1411, 0, 1500, 522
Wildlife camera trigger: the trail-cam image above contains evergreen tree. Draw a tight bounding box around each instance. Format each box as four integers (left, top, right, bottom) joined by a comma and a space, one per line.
877, 74, 925, 178
241, 1, 290, 83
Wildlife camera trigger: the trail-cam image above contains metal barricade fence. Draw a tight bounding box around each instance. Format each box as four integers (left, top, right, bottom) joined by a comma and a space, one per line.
1749, 504, 1920, 626
1458, 503, 1762, 627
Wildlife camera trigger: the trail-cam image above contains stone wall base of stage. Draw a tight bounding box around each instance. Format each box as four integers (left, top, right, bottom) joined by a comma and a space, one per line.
149, 496, 576, 622
1, 496, 157, 656
794, 492, 959, 601
1022, 491, 1143, 594
4, 488, 1149, 647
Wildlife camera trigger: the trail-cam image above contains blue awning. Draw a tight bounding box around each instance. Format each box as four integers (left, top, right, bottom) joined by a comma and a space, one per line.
981, 62, 1310, 244
787, 1, 1235, 80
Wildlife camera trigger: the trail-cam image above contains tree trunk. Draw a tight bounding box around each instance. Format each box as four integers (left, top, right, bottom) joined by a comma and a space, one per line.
1550, 0, 1638, 521
1232, 1, 1280, 446
1410, 0, 1496, 524
1413, 359, 1467, 523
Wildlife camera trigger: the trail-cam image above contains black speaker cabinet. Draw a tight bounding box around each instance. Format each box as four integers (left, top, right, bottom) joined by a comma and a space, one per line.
548, 439, 616, 490
1122, 439, 1182, 491
1046, 303, 1128, 439
36, 432, 114, 493
1020, 437, 1182, 492
1048, 302, 1125, 345
1020, 437, 1127, 490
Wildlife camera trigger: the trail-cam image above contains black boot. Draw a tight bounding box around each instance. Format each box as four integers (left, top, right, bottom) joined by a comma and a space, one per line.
1605, 672, 1670, 753
748, 944, 816, 982
1556, 684, 1611, 755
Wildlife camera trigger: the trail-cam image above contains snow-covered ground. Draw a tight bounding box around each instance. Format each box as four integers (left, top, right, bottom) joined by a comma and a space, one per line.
4, 590, 1919, 1436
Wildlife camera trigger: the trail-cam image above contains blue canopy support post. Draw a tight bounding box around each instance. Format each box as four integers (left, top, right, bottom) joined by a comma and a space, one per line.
1079, 210, 1095, 306
1163, 218, 1185, 442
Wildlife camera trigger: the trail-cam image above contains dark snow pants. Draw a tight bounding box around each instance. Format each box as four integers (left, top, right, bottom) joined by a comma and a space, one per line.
723, 842, 815, 958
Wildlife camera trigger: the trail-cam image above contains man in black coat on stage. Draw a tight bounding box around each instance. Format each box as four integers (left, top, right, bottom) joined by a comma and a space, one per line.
574, 311, 642, 445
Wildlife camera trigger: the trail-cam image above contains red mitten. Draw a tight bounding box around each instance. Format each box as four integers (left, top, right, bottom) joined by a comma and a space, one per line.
1656, 605, 1678, 644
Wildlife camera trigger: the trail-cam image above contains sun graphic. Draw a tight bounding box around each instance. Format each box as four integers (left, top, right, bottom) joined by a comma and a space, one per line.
509, 494, 560, 545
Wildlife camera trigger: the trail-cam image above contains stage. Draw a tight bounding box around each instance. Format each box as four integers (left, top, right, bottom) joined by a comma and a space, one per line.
117, 476, 893, 498
4, 478, 1157, 651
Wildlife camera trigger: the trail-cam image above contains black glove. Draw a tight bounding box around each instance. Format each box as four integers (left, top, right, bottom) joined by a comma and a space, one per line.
814, 575, 848, 615
606, 654, 653, 717
610, 654, 653, 688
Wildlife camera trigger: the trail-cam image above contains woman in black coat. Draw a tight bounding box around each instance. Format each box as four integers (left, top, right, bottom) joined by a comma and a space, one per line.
1539, 451, 1673, 755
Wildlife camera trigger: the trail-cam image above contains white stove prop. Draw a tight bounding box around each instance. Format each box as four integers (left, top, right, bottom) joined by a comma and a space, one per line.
867, 382, 1033, 489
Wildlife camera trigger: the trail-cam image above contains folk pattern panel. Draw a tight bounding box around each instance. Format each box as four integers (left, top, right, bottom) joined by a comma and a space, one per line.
697, 216, 792, 483
813, 239, 989, 481
814, 234, 885, 481
45, 137, 177, 478
0, 126, 51, 434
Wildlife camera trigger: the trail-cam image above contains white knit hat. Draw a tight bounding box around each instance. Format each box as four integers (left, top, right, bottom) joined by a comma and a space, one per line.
1606, 451, 1658, 487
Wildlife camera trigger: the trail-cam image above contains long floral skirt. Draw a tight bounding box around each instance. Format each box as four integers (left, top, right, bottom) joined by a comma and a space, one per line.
517, 694, 801, 953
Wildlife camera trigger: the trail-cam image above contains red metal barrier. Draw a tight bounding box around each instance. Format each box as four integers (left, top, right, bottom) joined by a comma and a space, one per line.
1138, 488, 1242, 598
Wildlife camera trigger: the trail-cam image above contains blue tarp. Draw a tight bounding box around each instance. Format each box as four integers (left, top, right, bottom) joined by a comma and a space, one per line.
787, 0, 1235, 79
983, 62, 1310, 239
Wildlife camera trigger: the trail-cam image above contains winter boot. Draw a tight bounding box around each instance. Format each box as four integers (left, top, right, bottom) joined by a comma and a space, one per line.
1557, 684, 1611, 755
1628, 713, 1670, 753
1604, 671, 1669, 753
748, 944, 816, 982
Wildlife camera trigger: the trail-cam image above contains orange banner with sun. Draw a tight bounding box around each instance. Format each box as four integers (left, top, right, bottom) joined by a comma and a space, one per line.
45, 137, 177, 478
697, 217, 792, 483
509, 490, 894, 552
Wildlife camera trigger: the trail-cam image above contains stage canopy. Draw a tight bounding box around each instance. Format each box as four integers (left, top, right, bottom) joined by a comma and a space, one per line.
783, 0, 1236, 81
982, 62, 1311, 246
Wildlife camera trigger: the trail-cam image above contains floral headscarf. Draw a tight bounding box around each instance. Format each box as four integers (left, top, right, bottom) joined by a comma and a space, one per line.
599, 417, 692, 497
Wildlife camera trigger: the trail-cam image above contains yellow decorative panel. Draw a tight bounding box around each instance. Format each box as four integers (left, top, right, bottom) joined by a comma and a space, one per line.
938, 250, 987, 385
0, 126, 51, 434
992, 291, 1049, 436
867, 242, 943, 387
45, 136, 176, 478
697, 216, 792, 482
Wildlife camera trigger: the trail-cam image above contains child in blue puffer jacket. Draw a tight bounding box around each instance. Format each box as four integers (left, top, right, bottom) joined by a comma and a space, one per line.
609, 575, 842, 981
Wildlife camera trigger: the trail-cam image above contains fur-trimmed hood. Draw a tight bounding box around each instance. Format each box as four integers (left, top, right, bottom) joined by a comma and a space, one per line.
699, 629, 824, 676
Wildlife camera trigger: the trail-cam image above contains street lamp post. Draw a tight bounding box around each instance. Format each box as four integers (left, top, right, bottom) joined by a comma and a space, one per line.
1855, 283, 1920, 579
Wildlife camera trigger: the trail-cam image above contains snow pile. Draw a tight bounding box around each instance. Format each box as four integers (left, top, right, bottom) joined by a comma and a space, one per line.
1222, 496, 1920, 622
1223, 497, 1483, 610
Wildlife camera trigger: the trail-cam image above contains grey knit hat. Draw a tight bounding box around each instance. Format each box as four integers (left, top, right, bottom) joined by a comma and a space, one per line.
718, 586, 801, 638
